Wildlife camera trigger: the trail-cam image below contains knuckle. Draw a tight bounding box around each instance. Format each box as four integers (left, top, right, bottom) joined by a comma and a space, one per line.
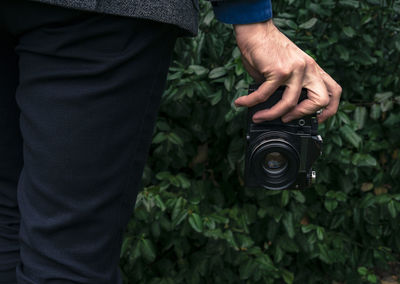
276, 69, 291, 80
334, 84, 343, 96
305, 56, 316, 66
317, 96, 330, 107
254, 92, 266, 103
283, 98, 297, 109
295, 59, 307, 71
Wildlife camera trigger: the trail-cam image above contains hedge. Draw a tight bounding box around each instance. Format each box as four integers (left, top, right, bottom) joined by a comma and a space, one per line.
120, 1, 400, 283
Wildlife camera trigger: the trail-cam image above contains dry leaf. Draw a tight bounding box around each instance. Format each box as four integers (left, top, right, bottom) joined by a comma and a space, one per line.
361, 182, 374, 192
374, 186, 388, 195
300, 216, 309, 225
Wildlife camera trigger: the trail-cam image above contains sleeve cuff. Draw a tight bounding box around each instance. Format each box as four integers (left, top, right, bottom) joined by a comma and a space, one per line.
212, 0, 272, 25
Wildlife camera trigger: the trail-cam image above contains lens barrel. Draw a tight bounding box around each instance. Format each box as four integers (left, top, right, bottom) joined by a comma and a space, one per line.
250, 138, 299, 190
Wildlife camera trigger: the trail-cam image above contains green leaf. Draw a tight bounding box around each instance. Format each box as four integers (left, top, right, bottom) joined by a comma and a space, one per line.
282, 212, 295, 239
299, 18, 318, 29
338, 111, 351, 124
153, 132, 167, 144
375, 92, 393, 103
120, 237, 132, 257
316, 226, 325, 241
189, 213, 203, 233
203, 10, 214, 26
332, 135, 343, 146
360, 194, 376, 208
154, 195, 166, 211
357, 266, 368, 276
151, 221, 161, 238
339, 0, 359, 8
340, 125, 362, 148
274, 245, 285, 263
383, 113, 400, 127
318, 243, 331, 263
237, 234, 254, 249
370, 104, 381, 120
256, 254, 275, 271
208, 67, 227, 79
224, 230, 239, 250
176, 174, 191, 189
140, 239, 156, 262
189, 65, 209, 76
335, 45, 349, 61
281, 269, 294, 284
239, 259, 256, 280
354, 106, 367, 130
210, 90, 222, 106
342, 26, 356, 37
301, 224, 314, 234
324, 199, 338, 212
380, 100, 393, 112
291, 191, 306, 203
172, 210, 188, 227
388, 200, 397, 218
131, 241, 142, 262
281, 190, 290, 207
352, 153, 377, 167
168, 132, 183, 146
367, 274, 377, 283
172, 197, 184, 220
156, 171, 172, 181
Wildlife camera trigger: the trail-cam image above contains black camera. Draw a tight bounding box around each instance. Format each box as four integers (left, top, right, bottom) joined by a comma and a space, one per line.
244, 84, 323, 190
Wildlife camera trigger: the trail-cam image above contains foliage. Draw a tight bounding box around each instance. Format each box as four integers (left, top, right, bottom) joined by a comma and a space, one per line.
120, 0, 400, 283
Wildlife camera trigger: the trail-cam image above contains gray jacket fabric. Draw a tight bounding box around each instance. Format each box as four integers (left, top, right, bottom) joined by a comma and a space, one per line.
29, 0, 219, 37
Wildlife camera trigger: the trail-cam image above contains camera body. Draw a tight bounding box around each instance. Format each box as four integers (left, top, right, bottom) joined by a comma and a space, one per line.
244, 85, 323, 190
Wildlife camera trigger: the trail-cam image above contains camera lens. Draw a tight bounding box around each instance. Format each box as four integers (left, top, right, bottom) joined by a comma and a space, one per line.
264, 152, 288, 173
250, 138, 299, 190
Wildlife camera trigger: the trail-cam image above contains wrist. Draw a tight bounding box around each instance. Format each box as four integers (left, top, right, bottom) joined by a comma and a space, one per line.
234, 19, 275, 35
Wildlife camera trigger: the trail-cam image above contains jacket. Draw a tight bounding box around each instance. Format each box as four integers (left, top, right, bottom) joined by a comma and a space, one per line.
30, 0, 201, 36
29, 0, 272, 37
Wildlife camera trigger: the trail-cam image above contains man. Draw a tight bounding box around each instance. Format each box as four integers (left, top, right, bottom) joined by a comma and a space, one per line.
0, 0, 341, 283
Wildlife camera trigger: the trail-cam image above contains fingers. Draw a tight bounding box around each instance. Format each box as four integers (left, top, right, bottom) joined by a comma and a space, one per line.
252, 84, 302, 123
281, 86, 329, 123
234, 80, 280, 107
316, 70, 342, 123
280, 63, 342, 123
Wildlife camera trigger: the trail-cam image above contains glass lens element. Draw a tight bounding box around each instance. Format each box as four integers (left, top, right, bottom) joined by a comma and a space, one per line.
264, 152, 287, 172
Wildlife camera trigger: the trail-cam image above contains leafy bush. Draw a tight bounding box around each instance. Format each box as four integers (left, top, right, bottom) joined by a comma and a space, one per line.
120, 1, 400, 283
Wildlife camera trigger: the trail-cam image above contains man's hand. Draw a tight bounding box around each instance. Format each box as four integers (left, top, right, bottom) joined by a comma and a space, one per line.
233, 19, 342, 123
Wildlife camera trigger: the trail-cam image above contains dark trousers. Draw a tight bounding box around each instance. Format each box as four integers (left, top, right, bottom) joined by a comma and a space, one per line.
0, 1, 178, 283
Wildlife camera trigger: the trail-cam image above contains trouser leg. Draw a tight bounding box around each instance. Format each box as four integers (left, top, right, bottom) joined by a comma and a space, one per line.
1, 1, 178, 283
0, 29, 23, 283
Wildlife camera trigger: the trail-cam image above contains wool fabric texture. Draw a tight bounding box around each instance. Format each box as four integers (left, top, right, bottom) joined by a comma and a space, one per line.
30, 0, 201, 36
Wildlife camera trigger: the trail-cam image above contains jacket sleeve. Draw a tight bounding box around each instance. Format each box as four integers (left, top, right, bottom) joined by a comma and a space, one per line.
208, 0, 272, 25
